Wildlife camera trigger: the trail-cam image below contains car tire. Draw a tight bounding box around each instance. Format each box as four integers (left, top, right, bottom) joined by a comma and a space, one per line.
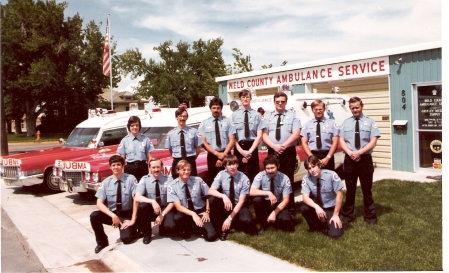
42, 169, 61, 193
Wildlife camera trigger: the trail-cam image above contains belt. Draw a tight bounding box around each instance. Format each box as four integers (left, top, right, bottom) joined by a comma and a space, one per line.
126, 160, 147, 166
174, 155, 196, 160
238, 140, 255, 145
312, 150, 330, 155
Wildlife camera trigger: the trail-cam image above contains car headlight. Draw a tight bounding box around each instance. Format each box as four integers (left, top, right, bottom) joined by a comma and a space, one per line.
84, 172, 90, 181
92, 172, 99, 182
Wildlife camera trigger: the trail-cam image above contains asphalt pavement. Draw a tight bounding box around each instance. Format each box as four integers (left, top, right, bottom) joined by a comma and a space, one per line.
1, 168, 441, 272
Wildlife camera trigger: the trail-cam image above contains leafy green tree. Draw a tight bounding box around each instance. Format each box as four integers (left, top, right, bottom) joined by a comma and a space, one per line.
1, 0, 116, 136
226, 48, 253, 74
262, 60, 288, 69
118, 38, 227, 107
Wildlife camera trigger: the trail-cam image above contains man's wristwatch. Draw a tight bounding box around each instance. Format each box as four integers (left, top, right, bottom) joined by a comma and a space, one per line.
228, 215, 233, 221
161, 212, 165, 217
326, 155, 331, 159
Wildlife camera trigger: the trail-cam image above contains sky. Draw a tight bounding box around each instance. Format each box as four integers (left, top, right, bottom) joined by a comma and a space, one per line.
9, 0, 443, 91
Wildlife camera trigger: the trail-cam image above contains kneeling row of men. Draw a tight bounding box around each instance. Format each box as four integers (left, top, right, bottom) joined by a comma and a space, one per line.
90, 154, 344, 254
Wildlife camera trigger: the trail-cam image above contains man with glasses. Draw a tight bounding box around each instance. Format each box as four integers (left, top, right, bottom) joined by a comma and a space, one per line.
230, 88, 264, 182
166, 107, 202, 179
118, 116, 154, 181
262, 91, 301, 211
300, 100, 339, 170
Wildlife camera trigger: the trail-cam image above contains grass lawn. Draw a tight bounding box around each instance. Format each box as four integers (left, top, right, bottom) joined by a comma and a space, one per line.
7, 133, 70, 143
230, 179, 442, 271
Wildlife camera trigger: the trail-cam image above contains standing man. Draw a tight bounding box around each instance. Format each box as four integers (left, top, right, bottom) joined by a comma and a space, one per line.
250, 155, 294, 235
230, 88, 264, 182
134, 158, 175, 243
118, 116, 154, 181
198, 98, 236, 186
339, 96, 380, 225
262, 91, 301, 210
300, 99, 339, 170
300, 155, 344, 238
208, 155, 255, 241
90, 155, 139, 253
167, 160, 217, 241
166, 107, 202, 179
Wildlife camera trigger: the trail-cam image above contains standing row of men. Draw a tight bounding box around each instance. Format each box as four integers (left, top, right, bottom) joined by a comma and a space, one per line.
89, 90, 380, 253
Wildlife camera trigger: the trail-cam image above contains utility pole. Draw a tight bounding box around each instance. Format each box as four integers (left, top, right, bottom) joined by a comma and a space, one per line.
0, 2, 9, 156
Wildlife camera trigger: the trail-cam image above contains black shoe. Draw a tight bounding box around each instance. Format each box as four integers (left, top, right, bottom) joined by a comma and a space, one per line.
365, 219, 377, 225
181, 231, 191, 239
143, 235, 152, 244
219, 232, 228, 241
94, 244, 108, 254
257, 228, 265, 236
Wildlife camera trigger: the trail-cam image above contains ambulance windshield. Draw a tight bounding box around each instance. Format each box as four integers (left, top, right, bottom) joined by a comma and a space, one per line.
64, 128, 100, 147
143, 126, 174, 149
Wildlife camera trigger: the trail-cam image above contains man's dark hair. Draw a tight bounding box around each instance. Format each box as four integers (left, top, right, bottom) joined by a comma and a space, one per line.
127, 116, 142, 131
109, 155, 125, 166
273, 91, 288, 102
175, 107, 188, 118
304, 155, 322, 170
310, 99, 325, 110
263, 154, 280, 168
349, 96, 363, 106
223, 155, 239, 167
209, 97, 223, 109
239, 89, 252, 99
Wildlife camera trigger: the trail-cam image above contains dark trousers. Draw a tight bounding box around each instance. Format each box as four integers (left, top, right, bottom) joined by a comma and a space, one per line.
252, 196, 294, 231
172, 156, 197, 179
136, 203, 176, 236
268, 146, 296, 210
234, 140, 260, 182
90, 210, 138, 246
209, 196, 255, 233
341, 154, 377, 223
311, 150, 335, 171
299, 203, 343, 238
124, 162, 148, 181
172, 207, 217, 241
207, 152, 225, 186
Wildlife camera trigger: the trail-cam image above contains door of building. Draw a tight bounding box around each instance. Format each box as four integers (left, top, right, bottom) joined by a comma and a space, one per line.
414, 84, 442, 171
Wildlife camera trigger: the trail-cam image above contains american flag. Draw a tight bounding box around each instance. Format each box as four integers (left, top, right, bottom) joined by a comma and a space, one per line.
103, 18, 110, 76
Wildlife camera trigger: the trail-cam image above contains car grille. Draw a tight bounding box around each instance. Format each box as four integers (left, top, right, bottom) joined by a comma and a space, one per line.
63, 171, 82, 187
2, 166, 19, 179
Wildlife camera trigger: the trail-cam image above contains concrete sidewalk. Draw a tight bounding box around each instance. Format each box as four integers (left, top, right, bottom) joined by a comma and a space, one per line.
1, 168, 441, 272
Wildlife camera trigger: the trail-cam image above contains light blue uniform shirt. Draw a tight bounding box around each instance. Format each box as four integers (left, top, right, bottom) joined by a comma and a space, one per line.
339, 115, 380, 154
134, 174, 173, 207
252, 171, 292, 202
300, 117, 340, 151
167, 176, 209, 210
198, 116, 236, 151
230, 108, 265, 141
211, 170, 250, 204
117, 133, 154, 162
262, 110, 301, 145
301, 169, 344, 209
96, 173, 138, 211
165, 126, 202, 158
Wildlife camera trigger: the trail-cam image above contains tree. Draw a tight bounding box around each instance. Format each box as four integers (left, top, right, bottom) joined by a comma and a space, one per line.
1, 0, 115, 136
262, 60, 288, 69
226, 48, 253, 74
118, 38, 227, 107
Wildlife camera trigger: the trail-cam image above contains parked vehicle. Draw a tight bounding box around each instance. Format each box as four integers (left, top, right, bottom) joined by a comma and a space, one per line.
52, 93, 351, 195
0, 108, 169, 192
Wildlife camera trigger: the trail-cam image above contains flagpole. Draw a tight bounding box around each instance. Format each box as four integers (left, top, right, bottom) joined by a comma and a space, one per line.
108, 14, 113, 110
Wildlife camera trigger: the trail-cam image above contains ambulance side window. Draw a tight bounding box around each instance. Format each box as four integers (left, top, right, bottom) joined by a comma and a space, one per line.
100, 127, 128, 146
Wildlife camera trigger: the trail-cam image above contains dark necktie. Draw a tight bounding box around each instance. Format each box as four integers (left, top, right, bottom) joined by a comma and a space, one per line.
155, 179, 160, 201
180, 130, 187, 159
316, 178, 323, 207
244, 110, 250, 139
316, 120, 322, 150
185, 183, 194, 211
215, 119, 222, 147
229, 176, 235, 206
275, 114, 281, 141
116, 179, 122, 211
270, 178, 275, 195
355, 118, 361, 150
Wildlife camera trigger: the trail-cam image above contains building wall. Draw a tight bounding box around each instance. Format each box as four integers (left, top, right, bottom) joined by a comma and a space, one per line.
389, 48, 442, 172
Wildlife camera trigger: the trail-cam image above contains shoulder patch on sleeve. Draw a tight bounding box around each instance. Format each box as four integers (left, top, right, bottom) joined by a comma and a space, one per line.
333, 173, 341, 181
133, 178, 139, 185
245, 179, 250, 187
255, 174, 262, 181
167, 185, 173, 194
285, 178, 291, 187
301, 177, 307, 186
372, 121, 378, 128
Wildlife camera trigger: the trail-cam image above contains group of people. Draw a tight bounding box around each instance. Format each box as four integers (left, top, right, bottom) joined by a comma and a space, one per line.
89, 89, 380, 254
